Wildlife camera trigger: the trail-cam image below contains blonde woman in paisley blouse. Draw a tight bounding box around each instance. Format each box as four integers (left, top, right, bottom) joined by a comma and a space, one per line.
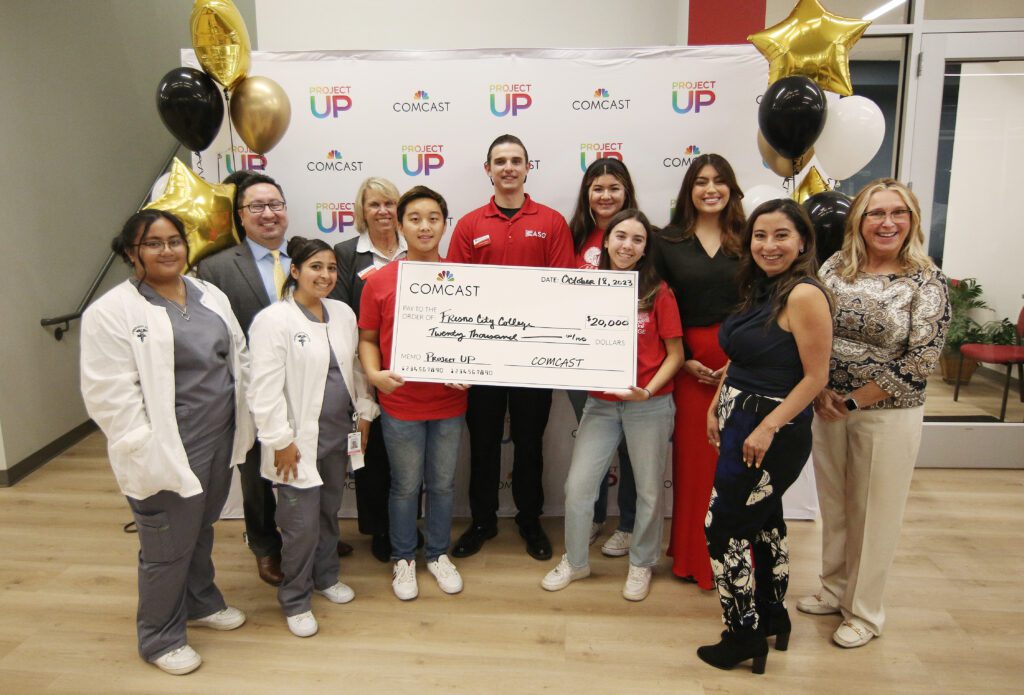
799, 179, 950, 649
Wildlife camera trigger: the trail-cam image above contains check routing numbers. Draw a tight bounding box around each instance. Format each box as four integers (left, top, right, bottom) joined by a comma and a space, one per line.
389, 262, 638, 391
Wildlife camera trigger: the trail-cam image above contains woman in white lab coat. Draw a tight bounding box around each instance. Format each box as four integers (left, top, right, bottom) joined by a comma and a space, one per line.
247, 236, 377, 638
80, 209, 254, 676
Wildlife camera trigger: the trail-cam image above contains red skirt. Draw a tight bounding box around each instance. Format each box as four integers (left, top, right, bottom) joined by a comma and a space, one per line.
667, 323, 727, 589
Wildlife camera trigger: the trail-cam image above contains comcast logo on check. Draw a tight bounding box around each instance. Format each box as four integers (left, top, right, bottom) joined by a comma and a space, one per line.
436, 270, 455, 282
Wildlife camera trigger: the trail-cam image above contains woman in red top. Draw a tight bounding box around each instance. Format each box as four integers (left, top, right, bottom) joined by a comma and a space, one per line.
542, 209, 683, 602
566, 158, 640, 556
655, 154, 745, 589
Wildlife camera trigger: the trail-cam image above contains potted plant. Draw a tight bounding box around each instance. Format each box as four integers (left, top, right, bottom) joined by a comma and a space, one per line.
939, 278, 1016, 384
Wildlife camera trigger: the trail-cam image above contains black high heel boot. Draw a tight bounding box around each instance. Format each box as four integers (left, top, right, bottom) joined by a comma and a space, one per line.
763, 605, 791, 651
697, 628, 769, 674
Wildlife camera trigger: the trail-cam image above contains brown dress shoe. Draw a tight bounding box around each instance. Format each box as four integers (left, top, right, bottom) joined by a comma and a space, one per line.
256, 556, 284, 586
336, 540, 353, 557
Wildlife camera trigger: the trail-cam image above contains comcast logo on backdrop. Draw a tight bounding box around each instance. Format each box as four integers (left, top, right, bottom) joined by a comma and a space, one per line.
579, 141, 624, 171
307, 149, 365, 173
671, 80, 716, 114
310, 85, 353, 118
571, 87, 631, 111
490, 83, 532, 117
663, 145, 702, 169
393, 89, 451, 113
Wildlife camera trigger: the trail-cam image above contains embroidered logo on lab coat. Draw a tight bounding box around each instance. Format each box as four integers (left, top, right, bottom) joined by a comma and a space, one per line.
294, 332, 311, 346
131, 325, 148, 343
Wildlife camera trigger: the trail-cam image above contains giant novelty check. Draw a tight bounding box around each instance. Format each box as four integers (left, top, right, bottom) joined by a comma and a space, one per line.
390, 262, 638, 390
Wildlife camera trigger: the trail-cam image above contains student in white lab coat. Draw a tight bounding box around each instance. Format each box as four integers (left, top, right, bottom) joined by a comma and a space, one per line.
247, 236, 377, 638
80, 210, 254, 676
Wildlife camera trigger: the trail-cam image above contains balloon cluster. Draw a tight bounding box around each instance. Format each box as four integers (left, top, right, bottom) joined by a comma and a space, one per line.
157, 0, 291, 158
747, 0, 886, 262
150, 0, 293, 268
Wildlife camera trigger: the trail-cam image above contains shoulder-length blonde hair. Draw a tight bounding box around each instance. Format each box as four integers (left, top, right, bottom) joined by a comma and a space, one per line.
837, 178, 934, 281
353, 177, 401, 234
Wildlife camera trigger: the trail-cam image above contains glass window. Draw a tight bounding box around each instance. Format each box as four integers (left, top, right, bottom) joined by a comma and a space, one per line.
924, 1, 1024, 20
764, 0, 910, 25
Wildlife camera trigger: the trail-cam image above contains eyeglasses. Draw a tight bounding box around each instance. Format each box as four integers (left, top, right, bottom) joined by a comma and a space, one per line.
864, 208, 911, 223
239, 200, 286, 214
137, 238, 186, 252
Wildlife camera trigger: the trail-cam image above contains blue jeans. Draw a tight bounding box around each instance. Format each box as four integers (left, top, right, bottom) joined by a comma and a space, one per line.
567, 390, 636, 531
381, 412, 463, 562
564, 395, 674, 568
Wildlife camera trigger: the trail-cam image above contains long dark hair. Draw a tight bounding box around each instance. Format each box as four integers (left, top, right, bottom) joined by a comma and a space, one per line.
569, 158, 638, 254
598, 209, 661, 311
662, 153, 744, 256
112, 209, 188, 285
281, 236, 333, 297
735, 198, 830, 324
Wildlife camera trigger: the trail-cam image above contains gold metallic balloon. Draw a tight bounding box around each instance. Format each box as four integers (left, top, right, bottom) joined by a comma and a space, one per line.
792, 166, 830, 204
758, 130, 813, 178
144, 158, 238, 268
230, 76, 291, 155
748, 0, 870, 97
190, 0, 251, 90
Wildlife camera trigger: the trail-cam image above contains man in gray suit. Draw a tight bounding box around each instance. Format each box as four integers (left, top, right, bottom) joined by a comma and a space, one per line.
196, 172, 292, 585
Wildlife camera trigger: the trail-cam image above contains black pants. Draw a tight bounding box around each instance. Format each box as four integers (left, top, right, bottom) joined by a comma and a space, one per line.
466, 385, 552, 527
705, 389, 812, 632
240, 443, 282, 558
353, 416, 390, 536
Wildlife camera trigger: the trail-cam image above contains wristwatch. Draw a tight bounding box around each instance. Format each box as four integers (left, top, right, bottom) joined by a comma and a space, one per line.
844, 397, 859, 412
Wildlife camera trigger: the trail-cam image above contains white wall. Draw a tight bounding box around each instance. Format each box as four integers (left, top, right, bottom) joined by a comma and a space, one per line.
255, 0, 689, 51
942, 61, 1024, 324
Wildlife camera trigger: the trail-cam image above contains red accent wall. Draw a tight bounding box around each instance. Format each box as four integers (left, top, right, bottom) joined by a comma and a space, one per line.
688, 0, 767, 45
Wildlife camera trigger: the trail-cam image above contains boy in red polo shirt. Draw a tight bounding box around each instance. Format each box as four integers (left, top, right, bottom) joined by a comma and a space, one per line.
446, 134, 574, 562
358, 186, 468, 601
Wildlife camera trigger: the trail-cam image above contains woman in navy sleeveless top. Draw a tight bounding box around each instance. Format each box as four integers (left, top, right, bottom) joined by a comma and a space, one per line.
697, 199, 833, 675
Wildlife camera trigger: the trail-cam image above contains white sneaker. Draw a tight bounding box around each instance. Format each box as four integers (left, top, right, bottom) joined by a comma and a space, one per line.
152, 644, 201, 675
393, 559, 419, 600
541, 554, 591, 591
623, 564, 652, 601
427, 554, 463, 594
286, 611, 318, 638
601, 530, 632, 557
315, 582, 355, 604
589, 522, 602, 545
188, 606, 246, 631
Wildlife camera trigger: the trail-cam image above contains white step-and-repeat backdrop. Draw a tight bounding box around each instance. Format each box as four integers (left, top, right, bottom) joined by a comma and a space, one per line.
185, 45, 819, 520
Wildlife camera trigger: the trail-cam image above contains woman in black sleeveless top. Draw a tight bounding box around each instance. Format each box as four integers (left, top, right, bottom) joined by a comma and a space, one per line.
697, 199, 833, 674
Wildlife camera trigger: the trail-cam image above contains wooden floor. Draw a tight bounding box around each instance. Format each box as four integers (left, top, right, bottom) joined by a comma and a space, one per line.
1, 433, 1022, 694
924, 368, 1024, 422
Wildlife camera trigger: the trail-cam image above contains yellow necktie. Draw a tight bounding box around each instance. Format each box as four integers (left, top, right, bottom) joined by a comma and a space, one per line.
270, 249, 285, 299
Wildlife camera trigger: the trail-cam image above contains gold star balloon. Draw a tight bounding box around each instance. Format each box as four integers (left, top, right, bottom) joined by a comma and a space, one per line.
144, 158, 238, 268
748, 0, 870, 96
792, 166, 830, 204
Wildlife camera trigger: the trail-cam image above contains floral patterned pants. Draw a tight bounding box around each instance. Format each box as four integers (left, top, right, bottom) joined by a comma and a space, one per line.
705, 387, 813, 632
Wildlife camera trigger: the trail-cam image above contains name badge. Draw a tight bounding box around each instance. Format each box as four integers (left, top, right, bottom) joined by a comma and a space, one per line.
357, 265, 377, 281
472, 235, 491, 248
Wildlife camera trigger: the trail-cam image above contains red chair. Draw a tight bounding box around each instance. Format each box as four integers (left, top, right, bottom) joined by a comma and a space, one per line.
954, 306, 1024, 421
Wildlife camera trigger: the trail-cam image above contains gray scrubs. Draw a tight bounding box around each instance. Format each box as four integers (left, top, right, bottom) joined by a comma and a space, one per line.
276, 303, 352, 616
130, 281, 235, 661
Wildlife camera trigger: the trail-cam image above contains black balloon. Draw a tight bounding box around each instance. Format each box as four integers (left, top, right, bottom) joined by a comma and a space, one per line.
804, 191, 852, 264
156, 68, 224, 152
758, 76, 827, 160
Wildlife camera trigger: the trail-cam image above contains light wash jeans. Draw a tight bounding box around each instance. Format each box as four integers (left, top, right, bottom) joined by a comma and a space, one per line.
564, 394, 674, 569
381, 412, 463, 561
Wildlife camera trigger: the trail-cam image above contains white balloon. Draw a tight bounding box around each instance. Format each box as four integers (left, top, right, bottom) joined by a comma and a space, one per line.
743, 184, 789, 217
814, 96, 885, 180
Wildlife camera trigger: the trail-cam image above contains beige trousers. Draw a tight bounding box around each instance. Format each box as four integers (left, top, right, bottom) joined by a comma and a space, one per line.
811, 406, 924, 636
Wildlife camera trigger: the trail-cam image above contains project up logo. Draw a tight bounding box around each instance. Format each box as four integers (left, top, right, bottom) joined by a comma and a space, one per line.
663, 145, 702, 168
393, 90, 451, 113
580, 141, 624, 172
490, 83, 533, 117
671, 80, 716, 114
402, 144, 445, 176
310, 85, 353, 119
222, 145, 266, 174
315, 202, 356, 234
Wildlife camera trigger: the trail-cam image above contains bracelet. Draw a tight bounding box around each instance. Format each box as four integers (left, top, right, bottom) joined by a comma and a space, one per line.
642, 388, 652, 399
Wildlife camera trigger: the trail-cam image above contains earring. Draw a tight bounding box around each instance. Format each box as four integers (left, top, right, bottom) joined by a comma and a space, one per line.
799, 247, 805, 254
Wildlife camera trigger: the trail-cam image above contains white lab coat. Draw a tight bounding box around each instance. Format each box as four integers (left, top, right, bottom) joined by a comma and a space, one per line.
80, 278, 255, 500
247, 295, 378, 488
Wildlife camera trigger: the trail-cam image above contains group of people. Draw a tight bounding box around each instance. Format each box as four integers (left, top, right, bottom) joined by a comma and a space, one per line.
80, 133, 950, 677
